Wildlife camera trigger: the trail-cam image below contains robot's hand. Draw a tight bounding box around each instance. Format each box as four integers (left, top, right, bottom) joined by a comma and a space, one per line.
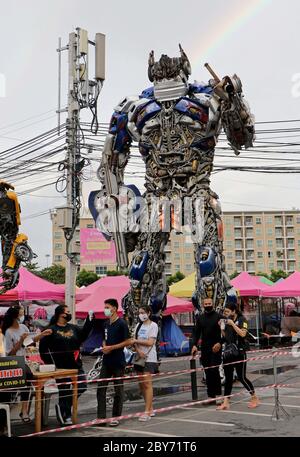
0, 269, 20, 294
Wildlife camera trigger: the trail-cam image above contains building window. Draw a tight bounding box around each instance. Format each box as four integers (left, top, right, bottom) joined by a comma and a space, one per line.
256, 240, 263, 247
86, 224, 94, 228
227, 264, 233, 271
54, 255, 62, 262
234, 216, 242, 227
54, 243, 62, 250
288, 261, 295, 271
247, 262, 255, 271
185, 264, 192, 271
256, 217, 262, 225
95, 266, 107, 275
226, 241, 233, 248
174, 242, 180, 248
246, 240, 254, 249
234, 228, 243, 237
245, 228, 253, 237
268, 240, 273, 247
276, 239, 284, 248
224, 217, 232, 225
175, 253, 180, 259
269, 263, 274, 269
275, 228, 283, 237
277, 261, 284, 269
296, 216, 300, 224
286, 228, 294, 236
267, 216, 273, 224
185, 252, 191, 259
245, 216, 253, 226
268, 251, 273, 258
236, 262, 243, 272
257, 262, 264, 271
235, 250, 243, 260
257, 252, 263, 258
225, 231, 232, 237
286, 216, 294, 226
235, 240, 243, 249
256, 228, 262, 236
175, 265, 181, 271
275, 216, 283, 225
54, 232, 62, 239
267, 229, 273, 236
226, 252, 233, 259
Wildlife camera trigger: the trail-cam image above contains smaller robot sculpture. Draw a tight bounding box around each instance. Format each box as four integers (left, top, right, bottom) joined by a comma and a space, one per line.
0, 180, 35, 293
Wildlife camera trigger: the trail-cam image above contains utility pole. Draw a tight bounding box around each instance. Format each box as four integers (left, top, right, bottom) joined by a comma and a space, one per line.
56, 28, 105, 322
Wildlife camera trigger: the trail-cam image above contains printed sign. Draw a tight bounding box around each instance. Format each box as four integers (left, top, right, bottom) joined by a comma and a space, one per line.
80, 228, 116, 264
0, 356, 26, 390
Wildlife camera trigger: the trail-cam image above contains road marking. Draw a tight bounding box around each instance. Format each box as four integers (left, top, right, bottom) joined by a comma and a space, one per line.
84, 426, 179, 437
106, 427, 179, 437
167, 418, 235, 427
281, 395, 300, 399
217, 410, 272, 417
259, 402, 300, 409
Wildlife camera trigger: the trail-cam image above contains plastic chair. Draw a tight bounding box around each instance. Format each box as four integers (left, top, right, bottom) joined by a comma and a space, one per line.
0, 403, 11, 437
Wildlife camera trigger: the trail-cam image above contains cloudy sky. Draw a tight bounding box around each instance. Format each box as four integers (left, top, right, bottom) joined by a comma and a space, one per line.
1, 0, 300, 267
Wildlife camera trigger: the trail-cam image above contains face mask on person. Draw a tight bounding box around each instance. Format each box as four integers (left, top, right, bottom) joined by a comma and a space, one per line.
139, 313, 149, 322
204, 306, 214, 313
104, 308, 112, 318
18, 316, 25, 324
63, 313, 72, 322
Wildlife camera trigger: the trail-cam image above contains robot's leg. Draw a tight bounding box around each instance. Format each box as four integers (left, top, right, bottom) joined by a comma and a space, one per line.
122, 230, 170, 353
190, 189, 235, 313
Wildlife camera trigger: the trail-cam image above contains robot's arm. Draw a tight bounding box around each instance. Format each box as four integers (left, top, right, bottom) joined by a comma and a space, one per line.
205, 63, 255, 154
0, 180, 34, 293
95, 97, 139, 269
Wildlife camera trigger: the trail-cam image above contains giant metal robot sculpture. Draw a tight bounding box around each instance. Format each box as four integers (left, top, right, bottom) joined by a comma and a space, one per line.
90, 46, 255, 339
0, 180, 34, 293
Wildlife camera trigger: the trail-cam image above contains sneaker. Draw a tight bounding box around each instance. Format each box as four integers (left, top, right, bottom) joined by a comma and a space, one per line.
138, 415, 151, 422
109, 420, 119, 427
150, 412, 155, 417
64, 417, 73, 425
55, 404, 65, 426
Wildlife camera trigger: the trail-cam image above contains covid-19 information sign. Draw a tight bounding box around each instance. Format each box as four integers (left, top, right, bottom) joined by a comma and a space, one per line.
0, 356, 26, 390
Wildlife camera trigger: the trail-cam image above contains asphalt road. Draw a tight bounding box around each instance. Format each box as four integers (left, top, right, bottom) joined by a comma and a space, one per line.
9, 348, 300, 437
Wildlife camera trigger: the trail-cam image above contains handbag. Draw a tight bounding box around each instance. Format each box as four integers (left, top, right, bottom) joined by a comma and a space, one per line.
222, 343, 240, 362
132, 322, 152, 369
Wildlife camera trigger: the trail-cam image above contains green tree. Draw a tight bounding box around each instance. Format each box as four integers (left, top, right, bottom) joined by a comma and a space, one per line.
167, 271, 185, 286
106, 270, 128, 276
268, 269, 289, 283
229, 270, 240, 280
26, 262, 40, 272
37, 264, 66, 284
76, 269, 99, 287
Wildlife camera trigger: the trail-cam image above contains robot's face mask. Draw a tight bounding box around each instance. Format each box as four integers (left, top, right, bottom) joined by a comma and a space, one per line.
148, 44, 191, 83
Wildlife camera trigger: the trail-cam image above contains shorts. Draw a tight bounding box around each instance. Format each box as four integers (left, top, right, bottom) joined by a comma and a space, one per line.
135, 362, 159, 374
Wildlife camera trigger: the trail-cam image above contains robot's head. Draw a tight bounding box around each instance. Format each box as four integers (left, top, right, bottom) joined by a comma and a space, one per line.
148, 44, 191, 83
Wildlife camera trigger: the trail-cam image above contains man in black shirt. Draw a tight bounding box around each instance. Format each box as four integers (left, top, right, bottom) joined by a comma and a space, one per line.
96, 298, 131, 427
191, 298, 222, 404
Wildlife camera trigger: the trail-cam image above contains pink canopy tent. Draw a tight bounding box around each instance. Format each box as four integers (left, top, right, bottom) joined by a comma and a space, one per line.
231, 272, 271, 296
76, 275, 193, 319
76, 276, 107, 301
0, 267, 65, 301
260, 271, 300, 297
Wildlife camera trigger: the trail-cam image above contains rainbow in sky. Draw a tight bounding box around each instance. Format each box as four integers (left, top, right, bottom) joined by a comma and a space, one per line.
190, 0, 272, 70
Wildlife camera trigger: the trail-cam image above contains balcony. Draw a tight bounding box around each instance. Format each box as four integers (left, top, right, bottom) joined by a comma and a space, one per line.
274, 217, 283, 226
285, 217, 294, 226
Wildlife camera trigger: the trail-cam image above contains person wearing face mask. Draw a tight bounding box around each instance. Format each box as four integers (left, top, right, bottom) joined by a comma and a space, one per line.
191, 298, 223, 405
131, 305, 159, 422
2, 305, 52, 423
39, 304, 94, 426
96, 298, 131, 427
217, 303, 259, 411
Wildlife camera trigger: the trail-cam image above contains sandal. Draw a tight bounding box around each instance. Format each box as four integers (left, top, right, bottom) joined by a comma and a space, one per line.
19, 412, 32, 423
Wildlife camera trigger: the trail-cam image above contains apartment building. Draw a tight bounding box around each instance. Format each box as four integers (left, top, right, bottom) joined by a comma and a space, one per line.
51, 209, 300, 277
